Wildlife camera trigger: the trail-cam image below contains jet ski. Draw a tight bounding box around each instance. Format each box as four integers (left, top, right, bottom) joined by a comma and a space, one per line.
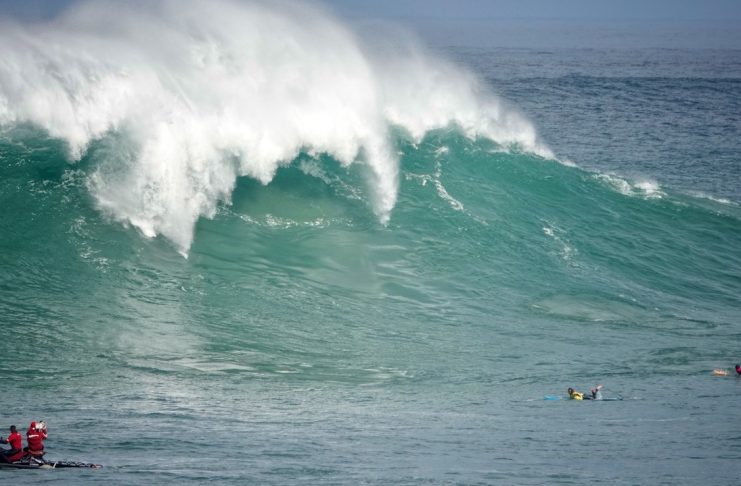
0, 453, 101, 469
0, 420, 101, 469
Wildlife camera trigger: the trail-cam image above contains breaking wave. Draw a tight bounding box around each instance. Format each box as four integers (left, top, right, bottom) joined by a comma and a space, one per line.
0, 0, 550, 253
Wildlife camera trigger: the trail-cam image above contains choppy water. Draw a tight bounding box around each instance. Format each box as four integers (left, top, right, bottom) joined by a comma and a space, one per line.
1, 1, 740, 484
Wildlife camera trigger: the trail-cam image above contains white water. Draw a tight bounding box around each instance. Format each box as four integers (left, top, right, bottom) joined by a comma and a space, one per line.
0, 0, 550, 253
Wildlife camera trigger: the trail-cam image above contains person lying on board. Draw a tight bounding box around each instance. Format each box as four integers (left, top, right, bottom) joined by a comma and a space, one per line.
712, 366, 741, 376
568, 385, 603, 400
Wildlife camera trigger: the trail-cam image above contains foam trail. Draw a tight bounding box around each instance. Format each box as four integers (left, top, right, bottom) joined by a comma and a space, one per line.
0, 0, 551, 253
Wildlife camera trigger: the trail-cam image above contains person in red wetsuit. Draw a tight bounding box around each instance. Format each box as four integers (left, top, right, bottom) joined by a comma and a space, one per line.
0, 425, 24, 463
25, 421, 47, 456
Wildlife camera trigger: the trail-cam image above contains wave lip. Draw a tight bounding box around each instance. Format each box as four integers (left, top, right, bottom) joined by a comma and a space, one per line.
0, 0, 550, 253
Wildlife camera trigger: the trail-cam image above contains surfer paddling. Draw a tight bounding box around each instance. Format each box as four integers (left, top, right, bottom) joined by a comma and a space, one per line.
567, 384, 603, 400
712, 365, 741, 376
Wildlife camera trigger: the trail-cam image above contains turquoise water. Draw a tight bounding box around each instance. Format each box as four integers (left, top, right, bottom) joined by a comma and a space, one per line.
1, 2, 741, 484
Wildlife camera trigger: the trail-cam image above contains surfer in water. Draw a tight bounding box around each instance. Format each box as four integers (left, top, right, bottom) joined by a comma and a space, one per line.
568, 385, 603, 400
712, 366, 741, 376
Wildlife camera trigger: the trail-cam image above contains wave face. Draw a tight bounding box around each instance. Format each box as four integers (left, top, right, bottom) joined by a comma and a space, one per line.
0, 0, 548, 253
2, 123, 739, 347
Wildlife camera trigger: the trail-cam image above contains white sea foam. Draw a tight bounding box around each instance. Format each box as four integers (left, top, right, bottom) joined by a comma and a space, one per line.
688, 191, 737, 206
0, 0, 551, 253
634, 180, 663, 198
596, 174, 664, 199
542, 223, 575, 262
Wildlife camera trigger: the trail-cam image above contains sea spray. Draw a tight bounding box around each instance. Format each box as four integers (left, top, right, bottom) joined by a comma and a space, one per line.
0, 0, 548, 253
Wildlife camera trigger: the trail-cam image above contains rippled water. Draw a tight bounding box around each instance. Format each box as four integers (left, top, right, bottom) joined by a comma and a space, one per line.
1, 5, 740, 485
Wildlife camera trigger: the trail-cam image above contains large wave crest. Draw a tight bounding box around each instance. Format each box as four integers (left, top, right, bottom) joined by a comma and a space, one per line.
0, 0, 551, 253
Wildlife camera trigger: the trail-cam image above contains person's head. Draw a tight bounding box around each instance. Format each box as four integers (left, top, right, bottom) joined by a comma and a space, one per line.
9, 425, 16, 433
567, 388, 574, 394
736, 364, 741, 375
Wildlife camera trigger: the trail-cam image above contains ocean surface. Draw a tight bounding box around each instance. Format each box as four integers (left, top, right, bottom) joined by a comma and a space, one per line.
1, 1, 740, 484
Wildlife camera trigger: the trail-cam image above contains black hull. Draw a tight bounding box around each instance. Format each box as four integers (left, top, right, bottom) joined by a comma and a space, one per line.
0, 460, 101, 469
